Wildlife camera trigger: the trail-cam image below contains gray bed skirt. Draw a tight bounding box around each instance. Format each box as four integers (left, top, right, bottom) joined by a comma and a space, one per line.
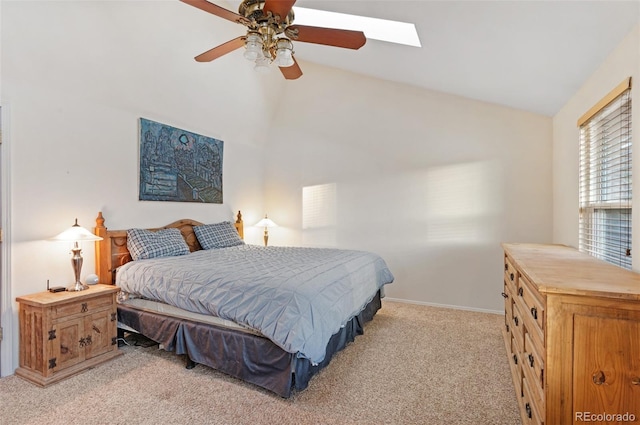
117, 290, 382, 398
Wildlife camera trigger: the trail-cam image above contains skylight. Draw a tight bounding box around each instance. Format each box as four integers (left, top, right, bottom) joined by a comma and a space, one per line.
293, 7, 421, 47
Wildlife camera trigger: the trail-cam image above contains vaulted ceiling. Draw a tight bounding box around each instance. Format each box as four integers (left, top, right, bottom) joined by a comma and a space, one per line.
217, 0, 640, 116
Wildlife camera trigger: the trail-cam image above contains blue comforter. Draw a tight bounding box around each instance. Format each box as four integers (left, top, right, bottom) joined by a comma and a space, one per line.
116, 245, 394, 364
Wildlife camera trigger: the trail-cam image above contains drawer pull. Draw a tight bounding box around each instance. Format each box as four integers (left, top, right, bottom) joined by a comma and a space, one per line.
505, 264, 508, 271
632, 377, 640, 386
501, 292, 508, 299
518, 287, 523, 296
510, 273, 515, 282
505, 324, 510, 332
514, 317, 519, 326
513, 354, 518, 365
592, 370, 606, 385
525, 403, 532, 419
81, 303, 88, 313
530, 307, 537, 320
528, 354, 534, 368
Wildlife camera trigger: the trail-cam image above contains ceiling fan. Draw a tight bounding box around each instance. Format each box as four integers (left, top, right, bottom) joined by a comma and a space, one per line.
180, 0, 367, 80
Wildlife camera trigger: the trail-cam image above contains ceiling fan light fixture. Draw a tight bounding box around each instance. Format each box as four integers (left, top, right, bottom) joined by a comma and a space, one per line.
274, 38, 294, 67
254, 55, 271, 74
243, 31, 263, 61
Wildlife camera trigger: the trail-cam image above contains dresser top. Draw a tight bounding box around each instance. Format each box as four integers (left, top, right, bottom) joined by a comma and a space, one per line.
502, 243, 640, 300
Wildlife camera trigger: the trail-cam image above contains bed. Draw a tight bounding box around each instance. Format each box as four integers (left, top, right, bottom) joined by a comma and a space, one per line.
93, 211, 394, 397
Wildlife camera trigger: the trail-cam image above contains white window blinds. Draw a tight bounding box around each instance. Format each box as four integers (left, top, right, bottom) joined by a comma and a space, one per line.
578, 78, 632, 269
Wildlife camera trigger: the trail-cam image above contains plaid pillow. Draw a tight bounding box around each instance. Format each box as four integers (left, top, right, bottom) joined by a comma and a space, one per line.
126, 228, 190, 261
194, 221, 244, 250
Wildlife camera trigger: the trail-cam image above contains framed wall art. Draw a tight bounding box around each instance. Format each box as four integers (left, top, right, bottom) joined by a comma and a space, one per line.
139, 118, 223, 203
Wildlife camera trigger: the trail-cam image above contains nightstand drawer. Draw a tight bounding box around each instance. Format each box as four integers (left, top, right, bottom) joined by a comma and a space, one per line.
53, 294, 113, 318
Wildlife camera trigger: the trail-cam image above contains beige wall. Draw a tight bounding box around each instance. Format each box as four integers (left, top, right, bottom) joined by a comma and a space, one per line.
263, 62, 553, 312
552, 25, 639, 265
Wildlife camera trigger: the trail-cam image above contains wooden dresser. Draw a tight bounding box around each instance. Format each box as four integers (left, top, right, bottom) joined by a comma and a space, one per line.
16, 284, 122, 387
502, 243, 640, 425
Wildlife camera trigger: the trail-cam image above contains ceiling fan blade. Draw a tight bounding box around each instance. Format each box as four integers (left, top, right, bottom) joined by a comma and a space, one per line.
195, 36, 246, 62
263, 0, 297, 20
287, 25, 366, 50
180, 0, 247, 25
279, 57, 303, 80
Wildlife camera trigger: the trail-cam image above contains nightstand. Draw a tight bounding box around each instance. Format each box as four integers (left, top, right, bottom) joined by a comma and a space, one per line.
15, 284, 122, 387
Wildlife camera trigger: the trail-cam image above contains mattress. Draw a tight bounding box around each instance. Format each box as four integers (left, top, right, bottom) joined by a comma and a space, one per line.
118, 297, 262, 336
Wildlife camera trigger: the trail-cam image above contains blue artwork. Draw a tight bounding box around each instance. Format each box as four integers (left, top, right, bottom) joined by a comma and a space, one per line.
139, 118, 223, 203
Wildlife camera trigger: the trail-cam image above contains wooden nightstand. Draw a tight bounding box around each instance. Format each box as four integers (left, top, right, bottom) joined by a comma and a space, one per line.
15, 284, 122, 387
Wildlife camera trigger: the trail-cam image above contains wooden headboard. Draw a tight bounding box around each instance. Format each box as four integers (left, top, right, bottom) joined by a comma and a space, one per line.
94, 211, 244, 285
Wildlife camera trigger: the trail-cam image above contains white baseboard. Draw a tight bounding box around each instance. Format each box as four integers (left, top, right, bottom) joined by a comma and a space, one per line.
383, 297, 503, 315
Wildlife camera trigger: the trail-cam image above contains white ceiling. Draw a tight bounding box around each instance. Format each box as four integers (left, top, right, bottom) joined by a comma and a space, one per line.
222, 1, 639, 117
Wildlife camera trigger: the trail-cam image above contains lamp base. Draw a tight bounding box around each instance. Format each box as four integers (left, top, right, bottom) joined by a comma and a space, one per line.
68, 244, 88, 291
67, 281, 90, 292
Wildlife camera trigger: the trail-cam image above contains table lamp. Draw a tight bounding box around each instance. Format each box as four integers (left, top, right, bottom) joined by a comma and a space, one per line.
254, 214, 278, 246
50, 218, 103, 291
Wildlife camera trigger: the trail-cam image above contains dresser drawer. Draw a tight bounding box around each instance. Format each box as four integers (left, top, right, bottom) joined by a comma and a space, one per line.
503, 280, 513, 333
53, 294, 114, 319
523, 332, 545, 409
504, 256, 518, 293
523, 375, 544, 425
518, 274, 545, 345
510, 336, 522, 369
510, 336, 523, 396
511, 301, 525, 351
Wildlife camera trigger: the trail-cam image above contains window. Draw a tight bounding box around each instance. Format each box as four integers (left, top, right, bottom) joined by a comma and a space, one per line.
578, 78, 632, 269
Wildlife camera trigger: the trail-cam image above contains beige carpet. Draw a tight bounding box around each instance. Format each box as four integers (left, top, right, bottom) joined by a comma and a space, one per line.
0, 301, 521, 425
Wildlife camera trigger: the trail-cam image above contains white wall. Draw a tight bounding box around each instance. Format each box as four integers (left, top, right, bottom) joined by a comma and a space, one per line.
0, 0, 282, 375
552, 25, 639, 263
0, 0, 557, 377
263, 62, 553, 312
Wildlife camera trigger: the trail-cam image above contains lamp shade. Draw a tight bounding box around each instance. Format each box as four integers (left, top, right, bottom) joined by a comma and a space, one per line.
254, 216, 278, 228
254, 55, 271, 74
50, 219, 103, 242
275, 39, 294, 67
244, 31, 263, 61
